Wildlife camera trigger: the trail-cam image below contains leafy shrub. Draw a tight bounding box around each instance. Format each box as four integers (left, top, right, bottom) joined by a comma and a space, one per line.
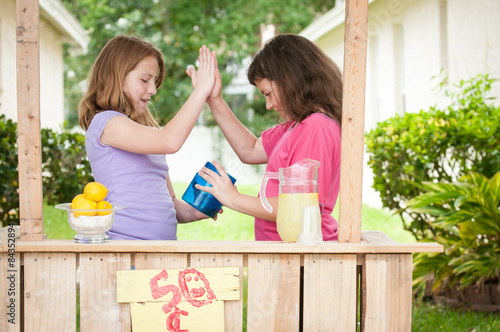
365, 74, 500, 241
408, 172, 500, 294
0, 115, 19, 226
40, 128, 93, 206
0, 114, 93, 227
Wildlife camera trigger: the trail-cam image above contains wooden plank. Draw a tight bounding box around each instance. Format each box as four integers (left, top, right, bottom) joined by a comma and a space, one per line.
16, 0, 44, 241
247, 254, 300, 332
191, 254, 244, 332
303, 254, 357, 331
364, 254, 413, 331
12, 239, 444, 254
361, 231, 397, 244
79, 253, 131, 331
0, 252, 21, 332
338, 0, 369, 244
134, 253, 188, 270
23, 253, 76, 332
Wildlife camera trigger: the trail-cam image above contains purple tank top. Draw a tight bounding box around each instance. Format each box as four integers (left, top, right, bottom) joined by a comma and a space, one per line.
85, 111, 177, 240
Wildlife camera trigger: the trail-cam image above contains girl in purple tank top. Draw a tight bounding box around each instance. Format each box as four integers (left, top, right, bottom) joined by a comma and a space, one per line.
78, 35, 216, 240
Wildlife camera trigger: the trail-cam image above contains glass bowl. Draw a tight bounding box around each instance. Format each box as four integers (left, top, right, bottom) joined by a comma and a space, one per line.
55, 203, 126, 243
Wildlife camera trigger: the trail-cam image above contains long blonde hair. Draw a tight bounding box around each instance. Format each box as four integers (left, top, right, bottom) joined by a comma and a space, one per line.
79, 35, 165, 130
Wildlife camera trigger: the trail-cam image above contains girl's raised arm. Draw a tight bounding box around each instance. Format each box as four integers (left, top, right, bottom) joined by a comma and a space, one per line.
187, 52, 268, 165
101, 46, 215, 155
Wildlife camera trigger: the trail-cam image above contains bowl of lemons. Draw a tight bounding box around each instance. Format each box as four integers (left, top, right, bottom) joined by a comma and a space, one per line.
55, 182, 125, 244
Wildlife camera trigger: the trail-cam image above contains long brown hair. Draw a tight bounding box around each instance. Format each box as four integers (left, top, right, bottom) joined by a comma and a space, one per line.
78, 35, 165, 130
247, 33, 342, 125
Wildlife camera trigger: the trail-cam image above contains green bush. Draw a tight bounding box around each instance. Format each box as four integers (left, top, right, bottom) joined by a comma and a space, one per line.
41, 127, 93, 206
365, 74, 500, 241
408, 172, 500, 294
0, 114, 93, 227
0, 115, 19, 226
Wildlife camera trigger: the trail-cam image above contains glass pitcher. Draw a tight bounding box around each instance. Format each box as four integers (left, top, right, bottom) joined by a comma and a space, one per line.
260, 159, 321, 242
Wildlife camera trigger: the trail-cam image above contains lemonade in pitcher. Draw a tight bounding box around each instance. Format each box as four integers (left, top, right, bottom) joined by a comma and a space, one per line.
276, 192, 319, 242
260, 159, 321, 242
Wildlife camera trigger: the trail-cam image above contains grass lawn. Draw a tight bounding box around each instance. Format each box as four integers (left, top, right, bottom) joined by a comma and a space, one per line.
43, 182, 499, 331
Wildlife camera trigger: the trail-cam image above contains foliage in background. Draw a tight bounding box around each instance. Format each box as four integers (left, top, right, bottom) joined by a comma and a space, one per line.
41, 128, 93, 206
365, 74, 500, 241
0, 115, 93, 227
61, 0, 335, 132
0, 115, 19, 226
409, 172, 500, 295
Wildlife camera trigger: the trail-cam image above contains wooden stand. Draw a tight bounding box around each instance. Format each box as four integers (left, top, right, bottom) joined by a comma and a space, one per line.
2, 0, 443, 331
1, 233, 442, 331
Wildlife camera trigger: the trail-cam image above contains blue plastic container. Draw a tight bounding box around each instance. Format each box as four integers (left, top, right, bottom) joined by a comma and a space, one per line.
182, 161, 237, 218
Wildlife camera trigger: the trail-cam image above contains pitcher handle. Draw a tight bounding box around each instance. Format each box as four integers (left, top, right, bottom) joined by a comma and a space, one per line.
259, 171, 278, 213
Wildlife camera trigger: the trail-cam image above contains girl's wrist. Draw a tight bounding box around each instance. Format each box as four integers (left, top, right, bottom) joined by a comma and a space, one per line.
192, 86, 211, 99
207, 96, 225, 108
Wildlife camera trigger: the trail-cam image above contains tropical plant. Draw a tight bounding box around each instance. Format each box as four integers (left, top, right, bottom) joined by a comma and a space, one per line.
408, 171, 500, 296
365, 74, 500, 241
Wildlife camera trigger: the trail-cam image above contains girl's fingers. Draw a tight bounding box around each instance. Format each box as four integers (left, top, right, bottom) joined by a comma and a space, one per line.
211, 160, 229, 179
195, 183, 213, 193
186, 65, 195, 78
200, 46, 214, 70
212, 51, 218, 69
199, 166, 218, 179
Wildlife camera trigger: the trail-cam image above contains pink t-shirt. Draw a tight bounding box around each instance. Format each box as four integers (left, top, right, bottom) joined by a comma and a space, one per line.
256, 113, 341, 241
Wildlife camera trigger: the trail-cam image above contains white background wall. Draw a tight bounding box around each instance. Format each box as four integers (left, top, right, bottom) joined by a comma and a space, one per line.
0, 0, 66, 131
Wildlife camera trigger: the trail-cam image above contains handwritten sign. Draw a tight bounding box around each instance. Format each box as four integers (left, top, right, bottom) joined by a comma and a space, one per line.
117, 267, 240, 332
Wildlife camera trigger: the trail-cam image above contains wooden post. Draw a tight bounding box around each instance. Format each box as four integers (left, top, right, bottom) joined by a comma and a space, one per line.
16, 0, 44, 241
338, 0, 369, 243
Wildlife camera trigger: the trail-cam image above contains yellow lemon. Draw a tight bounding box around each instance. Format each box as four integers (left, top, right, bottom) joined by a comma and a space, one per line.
70, 194, 86, 209
97, 200, 113, 216
73, 199, 97, 218
83, 182, 108, 202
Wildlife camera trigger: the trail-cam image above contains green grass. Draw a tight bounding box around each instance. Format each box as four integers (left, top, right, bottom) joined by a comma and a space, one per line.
412, 301, 500, 331
43, 201, 77, 239
43, 183, 498, 331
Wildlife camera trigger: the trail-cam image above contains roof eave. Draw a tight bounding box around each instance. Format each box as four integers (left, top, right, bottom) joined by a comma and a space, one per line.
300, 0, 377, 42
39, 0, 89, 54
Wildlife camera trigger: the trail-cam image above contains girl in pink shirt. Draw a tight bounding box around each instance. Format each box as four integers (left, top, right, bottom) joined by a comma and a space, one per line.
188, 34, 342, 241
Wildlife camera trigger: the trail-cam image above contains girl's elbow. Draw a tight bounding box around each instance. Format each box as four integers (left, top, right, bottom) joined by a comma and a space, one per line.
161, 140, 182, 154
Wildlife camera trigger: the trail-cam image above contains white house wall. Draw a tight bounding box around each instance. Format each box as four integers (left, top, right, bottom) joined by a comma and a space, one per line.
0, 0, 18, 126
304, 0, 500, 131
447, 0, 500, 82
40, 19, 65, 130
0, 0, 86, 131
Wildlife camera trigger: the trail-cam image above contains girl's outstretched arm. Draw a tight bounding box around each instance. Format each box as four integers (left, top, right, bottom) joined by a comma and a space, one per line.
195, 161, 278, 221
101, 45, 215, 155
